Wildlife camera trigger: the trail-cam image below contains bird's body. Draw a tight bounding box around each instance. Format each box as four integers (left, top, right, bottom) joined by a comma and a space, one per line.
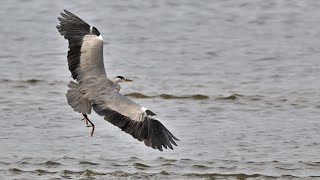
57, 10, 179, 151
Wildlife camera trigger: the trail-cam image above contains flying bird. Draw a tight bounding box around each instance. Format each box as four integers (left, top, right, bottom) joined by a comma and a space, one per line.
56, 10, 179, 151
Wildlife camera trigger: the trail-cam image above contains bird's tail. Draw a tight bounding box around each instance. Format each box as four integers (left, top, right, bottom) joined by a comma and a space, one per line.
66, 81, 92, 114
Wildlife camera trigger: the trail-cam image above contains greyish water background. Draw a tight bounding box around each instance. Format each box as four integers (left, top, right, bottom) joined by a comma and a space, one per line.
0, 0, 319, 179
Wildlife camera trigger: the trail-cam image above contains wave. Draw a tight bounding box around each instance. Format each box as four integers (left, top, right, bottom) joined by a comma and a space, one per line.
79, 161, 100, 165
0, 79, 44, 84
125, 93, 209, 100
39, 161, 62, 167
26, 79, 45, 84
192, 164, 210, 169
5, 158, 320, 179
216, 94, 240, 100
184, 173, 271, 179
0, 79, 66, 86
0, 55, 17, 59
133, 162, 151, 170
124, 93, 271, 101
8, 167, 314, 179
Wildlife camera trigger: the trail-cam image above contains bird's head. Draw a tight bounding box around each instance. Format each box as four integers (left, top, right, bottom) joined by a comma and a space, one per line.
113, 76, 133, 83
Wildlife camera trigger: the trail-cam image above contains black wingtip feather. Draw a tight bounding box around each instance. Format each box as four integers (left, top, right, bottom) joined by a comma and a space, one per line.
56, 10, 94, 80
92, 105, 179, 151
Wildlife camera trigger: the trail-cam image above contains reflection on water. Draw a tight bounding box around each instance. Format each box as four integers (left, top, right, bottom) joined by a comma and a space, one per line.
0, 0, 320, 179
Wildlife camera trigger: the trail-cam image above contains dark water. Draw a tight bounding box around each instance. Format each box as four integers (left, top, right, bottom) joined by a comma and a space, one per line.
1, 0, 320, 179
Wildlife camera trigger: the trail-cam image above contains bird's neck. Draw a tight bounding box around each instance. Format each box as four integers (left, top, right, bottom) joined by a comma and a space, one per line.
113, 78, 122, 83
113, 81, 121, 91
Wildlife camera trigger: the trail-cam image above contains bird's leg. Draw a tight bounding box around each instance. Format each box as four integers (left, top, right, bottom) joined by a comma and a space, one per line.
82, 113, 95, 137
81, 114, 89, 126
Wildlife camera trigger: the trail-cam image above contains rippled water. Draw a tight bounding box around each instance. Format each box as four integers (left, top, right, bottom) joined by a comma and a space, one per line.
1, 0, 320, 179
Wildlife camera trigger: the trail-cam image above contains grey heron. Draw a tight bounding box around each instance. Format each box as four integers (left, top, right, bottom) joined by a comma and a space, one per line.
56, 10, 179, 151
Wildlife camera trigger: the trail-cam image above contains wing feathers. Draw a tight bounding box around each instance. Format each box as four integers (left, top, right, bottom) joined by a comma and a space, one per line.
63, 10, 88, 23
66, 81, 92, 114
92, 104, 179, 151
57, 10, 105, 81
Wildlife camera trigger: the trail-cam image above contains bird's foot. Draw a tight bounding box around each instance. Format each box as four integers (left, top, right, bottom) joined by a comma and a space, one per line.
82, 113, 95, 137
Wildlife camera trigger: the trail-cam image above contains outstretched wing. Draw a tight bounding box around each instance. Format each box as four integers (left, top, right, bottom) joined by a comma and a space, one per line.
82, 76, 179, 151
56, 10, 106, 81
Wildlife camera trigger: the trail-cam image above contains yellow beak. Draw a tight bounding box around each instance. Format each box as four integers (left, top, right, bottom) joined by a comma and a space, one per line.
123, 78, 133, 82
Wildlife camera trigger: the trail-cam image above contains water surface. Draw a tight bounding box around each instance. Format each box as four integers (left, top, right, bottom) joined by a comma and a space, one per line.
0, 0, 320, 179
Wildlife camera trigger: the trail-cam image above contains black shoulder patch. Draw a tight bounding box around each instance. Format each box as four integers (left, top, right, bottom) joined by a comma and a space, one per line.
146, 110, 156, 116
91, 26, 100, 36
